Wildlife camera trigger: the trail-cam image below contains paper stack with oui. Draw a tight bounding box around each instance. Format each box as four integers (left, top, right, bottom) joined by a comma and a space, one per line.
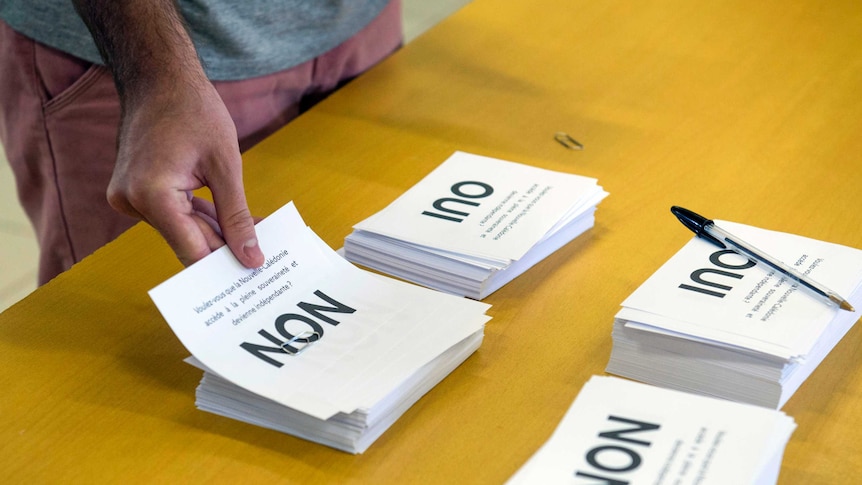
343, 151, 608, 300
606, 220, 862, 409
149, 202, 491, 453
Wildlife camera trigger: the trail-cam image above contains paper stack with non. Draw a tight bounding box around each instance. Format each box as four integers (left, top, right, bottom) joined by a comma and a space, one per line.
507, 376, 796, 485
343, 151, 608, 299
606, 220, 862, 408
149, 202, 491, 454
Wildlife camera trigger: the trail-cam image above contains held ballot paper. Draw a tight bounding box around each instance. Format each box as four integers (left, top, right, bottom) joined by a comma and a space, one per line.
507, 376, 796, 485
343, 151, 608, 299
149, 202, 491, 453
606, 221, 862, 409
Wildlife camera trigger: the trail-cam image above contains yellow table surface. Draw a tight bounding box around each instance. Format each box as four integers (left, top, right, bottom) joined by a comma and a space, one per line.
2, 0, 862, 482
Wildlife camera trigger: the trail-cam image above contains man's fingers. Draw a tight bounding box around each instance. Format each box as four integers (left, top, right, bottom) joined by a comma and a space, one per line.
220, 201, 264, 269
190, 196, 223, 238
137, 189, 217, 267
192, 211, 229, 254
207, 161, 264, 269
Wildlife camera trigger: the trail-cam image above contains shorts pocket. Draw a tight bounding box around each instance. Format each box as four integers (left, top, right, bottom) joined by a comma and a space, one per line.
42, 63, 112, 115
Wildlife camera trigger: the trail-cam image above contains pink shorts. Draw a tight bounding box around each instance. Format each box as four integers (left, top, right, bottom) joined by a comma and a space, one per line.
0, 1, 402, 285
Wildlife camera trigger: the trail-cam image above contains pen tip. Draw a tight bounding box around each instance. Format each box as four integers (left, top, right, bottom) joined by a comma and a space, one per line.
830, 294, 855, 311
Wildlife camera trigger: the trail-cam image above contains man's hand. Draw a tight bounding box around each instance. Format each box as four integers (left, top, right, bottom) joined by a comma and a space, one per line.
107, 80, 265, 268
72, 0, 264, 268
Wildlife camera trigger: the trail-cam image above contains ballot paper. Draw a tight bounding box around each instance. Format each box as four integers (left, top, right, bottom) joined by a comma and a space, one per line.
606, 221, 862, 409
149, 202, 491, 453
343, 151, 608, 299
507, 376, 796, 485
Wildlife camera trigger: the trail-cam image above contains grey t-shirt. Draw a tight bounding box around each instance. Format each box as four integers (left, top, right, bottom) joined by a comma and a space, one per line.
0, 0, 390, 81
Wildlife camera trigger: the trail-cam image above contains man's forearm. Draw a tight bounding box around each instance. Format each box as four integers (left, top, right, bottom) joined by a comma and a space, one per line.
71, 0, 208, 107
70, 0, 264, 271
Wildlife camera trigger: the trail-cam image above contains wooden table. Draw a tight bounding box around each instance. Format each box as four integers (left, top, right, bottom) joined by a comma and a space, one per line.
2, 0, 861, 482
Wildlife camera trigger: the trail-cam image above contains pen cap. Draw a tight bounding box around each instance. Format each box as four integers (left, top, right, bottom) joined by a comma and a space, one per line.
670, 206, 725, 248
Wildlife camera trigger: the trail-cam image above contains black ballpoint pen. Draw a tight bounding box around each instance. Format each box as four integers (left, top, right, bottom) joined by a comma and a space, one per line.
671, 206, 855, 312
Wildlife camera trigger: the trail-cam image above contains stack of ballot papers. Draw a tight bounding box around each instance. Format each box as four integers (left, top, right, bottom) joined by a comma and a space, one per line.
149, 202, 491, 453
343, 151, 608, 299
507, 376, 797, 485
606, 221, 862, 409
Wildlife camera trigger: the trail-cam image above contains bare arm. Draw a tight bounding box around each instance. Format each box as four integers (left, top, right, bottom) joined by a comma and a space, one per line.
71, 0, 265, 268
